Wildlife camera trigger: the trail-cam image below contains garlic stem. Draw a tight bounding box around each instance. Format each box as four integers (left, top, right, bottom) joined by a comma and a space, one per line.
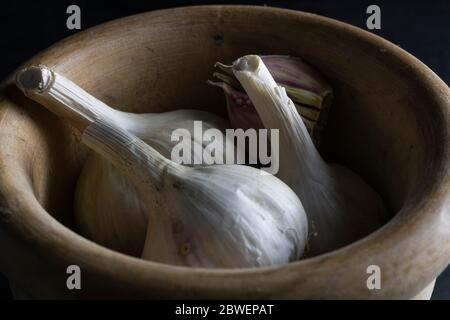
83, 118, 181, 185
15, 66, 233, 152
232, 56, 328, 180
16, 66, 122, 131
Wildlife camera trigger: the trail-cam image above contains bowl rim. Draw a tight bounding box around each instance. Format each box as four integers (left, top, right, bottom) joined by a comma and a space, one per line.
1, 4, 450, 299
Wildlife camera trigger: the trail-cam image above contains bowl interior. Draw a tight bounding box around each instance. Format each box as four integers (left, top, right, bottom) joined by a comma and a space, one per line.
0, 6, 441, 257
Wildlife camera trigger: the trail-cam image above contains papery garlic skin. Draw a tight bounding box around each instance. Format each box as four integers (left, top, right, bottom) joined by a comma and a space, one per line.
148, 165, 307, 267
231, 55, 387, 256
82, 118, 308, 268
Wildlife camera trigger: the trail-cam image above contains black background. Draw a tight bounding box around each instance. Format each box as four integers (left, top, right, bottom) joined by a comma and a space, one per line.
0, 0, 449, 300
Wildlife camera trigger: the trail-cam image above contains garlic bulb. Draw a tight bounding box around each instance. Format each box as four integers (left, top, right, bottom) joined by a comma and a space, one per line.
211, 55, 333, 145
15, 66, 237, 256
82, 118, 308, 268
230, 55, 388, 256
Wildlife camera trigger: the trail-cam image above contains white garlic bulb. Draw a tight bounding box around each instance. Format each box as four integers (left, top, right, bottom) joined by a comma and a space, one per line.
15, 66, 237, 255
231, 55, 388, 256
82, 118, 308, 267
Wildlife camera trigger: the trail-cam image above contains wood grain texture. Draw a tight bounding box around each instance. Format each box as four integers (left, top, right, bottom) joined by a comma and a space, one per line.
0, 5, 449, 299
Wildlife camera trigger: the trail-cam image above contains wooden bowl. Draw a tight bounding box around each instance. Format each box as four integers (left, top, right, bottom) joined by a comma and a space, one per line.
1, 5, 449, 299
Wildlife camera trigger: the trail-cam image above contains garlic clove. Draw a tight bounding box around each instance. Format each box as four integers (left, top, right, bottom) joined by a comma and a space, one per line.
208, 81, 264, 132
261, 55, 332, 102
211, 55, 333, 145
230, 55, 388, 256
